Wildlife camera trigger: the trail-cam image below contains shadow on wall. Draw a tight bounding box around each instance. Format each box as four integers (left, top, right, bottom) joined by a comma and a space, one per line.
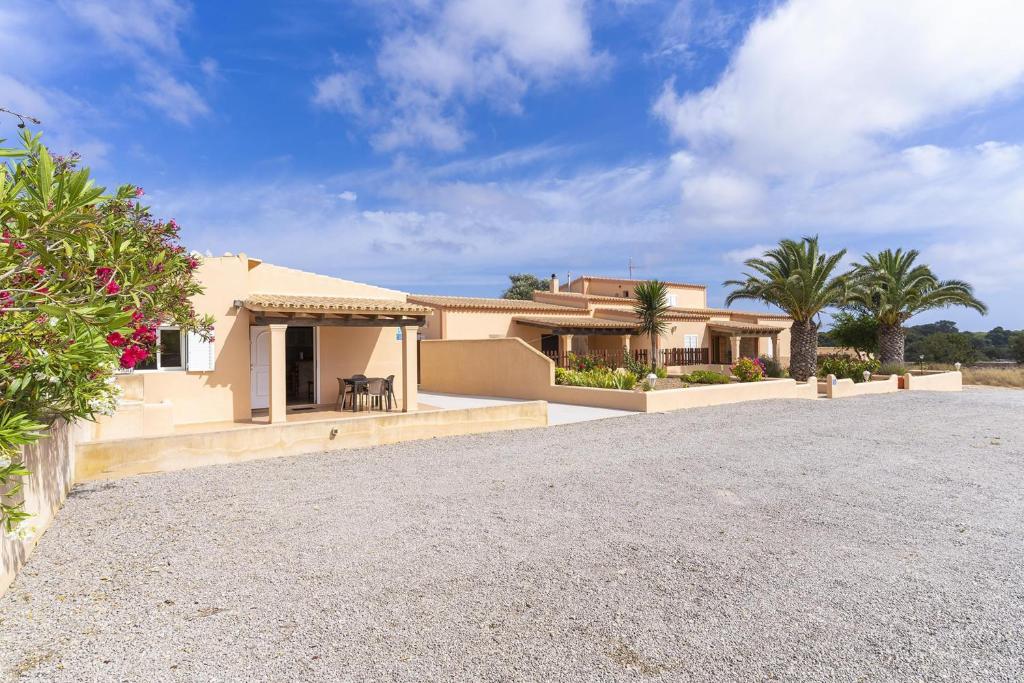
1, 420, 76, 595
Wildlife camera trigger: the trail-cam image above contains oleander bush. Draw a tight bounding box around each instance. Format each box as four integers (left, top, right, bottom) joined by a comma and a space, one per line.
758, 355, 786, 378
0, 130, 212, 535
731, 357, 766, 382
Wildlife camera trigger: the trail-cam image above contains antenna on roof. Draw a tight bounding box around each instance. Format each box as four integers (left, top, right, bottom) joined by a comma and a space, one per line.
628, 257, 635, 280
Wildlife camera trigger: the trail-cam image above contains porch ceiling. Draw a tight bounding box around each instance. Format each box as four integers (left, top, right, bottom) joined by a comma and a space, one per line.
708, 321, 787, 336
241, 294, 432, 327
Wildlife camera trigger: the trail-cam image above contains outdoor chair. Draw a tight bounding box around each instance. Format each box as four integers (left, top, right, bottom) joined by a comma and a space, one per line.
337, 374, 369, 411
365, 378, 388, 411
384, 374, 396, 411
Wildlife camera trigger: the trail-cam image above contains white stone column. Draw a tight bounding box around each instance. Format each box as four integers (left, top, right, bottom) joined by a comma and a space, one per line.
771, 334, 780, 362
268, 324, 288, 424
730, 336, 742, 363
401, 325, 418, 412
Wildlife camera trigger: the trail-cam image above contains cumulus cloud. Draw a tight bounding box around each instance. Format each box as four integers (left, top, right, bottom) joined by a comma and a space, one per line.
654, 0, 1024, 173
312, 0, 605, 151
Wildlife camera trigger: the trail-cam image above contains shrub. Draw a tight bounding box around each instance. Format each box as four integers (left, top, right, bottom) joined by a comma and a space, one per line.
622, 350, 667, 381
0, 131, 212, 533
758, 355, 786, 378
555, 367, 636, 390
680, 370, 731, 385
566, 352, 606, 371
817, 354, 880, 382
878, 363, 908, 376
732, 357, 765, 382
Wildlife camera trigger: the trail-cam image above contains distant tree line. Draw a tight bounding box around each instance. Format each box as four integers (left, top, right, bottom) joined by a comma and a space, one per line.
820, 318, 1024, 364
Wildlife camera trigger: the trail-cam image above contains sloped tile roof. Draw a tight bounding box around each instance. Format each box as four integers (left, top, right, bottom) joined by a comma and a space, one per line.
513, 316, 638, 330
244, 294, 432, 315
408, 294, 583, 313
708, 321, 789, 335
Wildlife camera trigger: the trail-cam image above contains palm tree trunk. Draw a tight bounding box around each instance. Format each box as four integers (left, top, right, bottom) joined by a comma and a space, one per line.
650, 338, 658, 370
878, 323, 906, 365
789, 319, 818, 381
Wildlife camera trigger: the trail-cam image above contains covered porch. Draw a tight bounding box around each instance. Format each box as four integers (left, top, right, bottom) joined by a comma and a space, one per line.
514, 315, 641, 368
241, 294, 432, 424
707, 321, 784, 365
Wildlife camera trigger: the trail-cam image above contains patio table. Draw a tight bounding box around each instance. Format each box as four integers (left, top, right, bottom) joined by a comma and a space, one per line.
341, 377, 391, 412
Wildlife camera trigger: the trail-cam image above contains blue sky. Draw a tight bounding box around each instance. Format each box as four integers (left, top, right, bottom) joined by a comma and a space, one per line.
3, 0, 1024, 328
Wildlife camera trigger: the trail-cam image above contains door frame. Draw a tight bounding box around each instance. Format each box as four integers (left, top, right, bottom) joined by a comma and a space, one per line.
250, 325, 270, 410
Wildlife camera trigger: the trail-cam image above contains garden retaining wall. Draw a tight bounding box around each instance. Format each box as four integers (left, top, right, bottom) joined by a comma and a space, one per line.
1, 420, 77, 596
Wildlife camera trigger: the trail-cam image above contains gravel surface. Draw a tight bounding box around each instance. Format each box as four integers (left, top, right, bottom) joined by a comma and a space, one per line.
2, 389, 1022, 681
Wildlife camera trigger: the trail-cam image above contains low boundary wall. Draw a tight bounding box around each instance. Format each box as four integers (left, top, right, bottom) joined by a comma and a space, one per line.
819, 374, 899, 399
903, 371, 962, 392
420, 338, 819, 412
76, 401, 547, 481
1, 421, 76, 595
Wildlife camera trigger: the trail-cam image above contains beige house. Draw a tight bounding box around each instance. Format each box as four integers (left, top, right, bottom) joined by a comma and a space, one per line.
412, 275, 792, 369
87, 254, 430, 440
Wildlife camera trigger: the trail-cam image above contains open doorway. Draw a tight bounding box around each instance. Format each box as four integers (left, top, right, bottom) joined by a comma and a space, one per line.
286, 327, 316, 406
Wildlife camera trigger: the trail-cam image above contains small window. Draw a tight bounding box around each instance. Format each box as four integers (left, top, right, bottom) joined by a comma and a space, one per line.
668, 295, 678, 307
136, 327, 186, 371
623, 290, 630, 297
684, 334, 699, 349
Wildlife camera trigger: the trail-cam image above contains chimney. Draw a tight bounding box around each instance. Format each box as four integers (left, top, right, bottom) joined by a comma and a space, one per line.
550, 273, 559, 293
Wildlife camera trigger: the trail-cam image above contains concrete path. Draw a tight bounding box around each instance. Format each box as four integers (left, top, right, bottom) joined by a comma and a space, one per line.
419, 391, 635, 425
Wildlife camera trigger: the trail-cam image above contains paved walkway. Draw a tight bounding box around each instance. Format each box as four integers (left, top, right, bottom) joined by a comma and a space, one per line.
420, 391, 635, 425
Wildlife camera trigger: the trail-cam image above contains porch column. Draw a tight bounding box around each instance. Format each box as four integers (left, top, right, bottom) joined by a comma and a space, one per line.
268, 324, 287, 424
771, 334, 780, 362
730, 336, 742, 363
401, 325, 418, 412
559, 334, 574, 357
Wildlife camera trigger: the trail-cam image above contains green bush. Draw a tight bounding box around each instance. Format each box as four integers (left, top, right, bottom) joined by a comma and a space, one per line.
555, 367, 637, 390
878, 363, 908, 376
731, 357, 765, 382
758, 355, 786, 378
817, 354, 881, 382
621, 351, 666, 381
680, 370, 731, 385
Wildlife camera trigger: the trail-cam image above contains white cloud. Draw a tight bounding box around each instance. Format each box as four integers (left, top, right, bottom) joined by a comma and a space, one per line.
654, 0, 1024, 173
313, 0, 605, 151
338, 191, 358, 201
138, 67, 210, 125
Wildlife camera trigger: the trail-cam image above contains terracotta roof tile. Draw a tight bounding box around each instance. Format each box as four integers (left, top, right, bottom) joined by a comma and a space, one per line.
408, 294, 583, 313
244, 294, 432, 315
513, 316, 638, 330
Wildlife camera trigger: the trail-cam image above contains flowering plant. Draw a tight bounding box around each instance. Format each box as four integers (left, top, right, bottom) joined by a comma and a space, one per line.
731, 357, 766, 382
0, 130, 212, 532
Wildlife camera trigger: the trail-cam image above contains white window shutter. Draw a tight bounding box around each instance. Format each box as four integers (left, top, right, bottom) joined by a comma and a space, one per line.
668, 295, 677, 307
186, 331, 215, 372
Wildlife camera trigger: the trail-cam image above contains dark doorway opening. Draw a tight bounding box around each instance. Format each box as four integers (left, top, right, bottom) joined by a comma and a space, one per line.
541, 334, 559, 355
286, 327, 315, 405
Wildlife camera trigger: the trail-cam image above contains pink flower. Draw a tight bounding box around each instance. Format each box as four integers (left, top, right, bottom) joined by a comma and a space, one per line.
119, 345, 150, 369
95, 267, 113, 282
105, 280, 121, 295
106, 332, 127, 348
135, 187, 144, 197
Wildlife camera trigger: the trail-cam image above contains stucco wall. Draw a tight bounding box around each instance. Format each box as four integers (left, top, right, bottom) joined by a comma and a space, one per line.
247, 262, 406, 299
76, 402, 547, 481
1, 421, 76, 596
420, 338, 819, 412
903, 371, 962, 392
820, 374, 899, 399
318, 327, 407, 408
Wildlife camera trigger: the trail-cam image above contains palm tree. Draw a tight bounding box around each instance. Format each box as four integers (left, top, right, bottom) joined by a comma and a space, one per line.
724, 236, 848, 381
848, 249, 987, 364
633, 280, 670, 369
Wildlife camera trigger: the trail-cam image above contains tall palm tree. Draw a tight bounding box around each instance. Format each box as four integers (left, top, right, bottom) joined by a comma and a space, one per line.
724, 236, 848, 381
633, 280, 670, 369
848, 249, 987, 364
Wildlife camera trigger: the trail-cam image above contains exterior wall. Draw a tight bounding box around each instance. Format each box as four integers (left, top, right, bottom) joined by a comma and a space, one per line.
820, 374, 899, 399
1, 421, 76, 596
565, 278, 706, 308
89, 254, 421, 437
419, 338, 819, 412
903, 371, 962, 392
75, 402, 548, 481
318, 326, 407, 409
247, 262, 406, 299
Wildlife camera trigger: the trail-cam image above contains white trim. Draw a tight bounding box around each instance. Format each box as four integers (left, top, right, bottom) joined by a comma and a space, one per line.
136, 326, 185, 372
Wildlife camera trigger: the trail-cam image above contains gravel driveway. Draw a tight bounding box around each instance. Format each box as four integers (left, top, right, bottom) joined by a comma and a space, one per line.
1, 389, 1022, 681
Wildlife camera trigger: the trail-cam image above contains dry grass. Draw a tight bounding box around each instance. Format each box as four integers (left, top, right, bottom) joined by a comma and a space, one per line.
961, 366, 1024, 388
